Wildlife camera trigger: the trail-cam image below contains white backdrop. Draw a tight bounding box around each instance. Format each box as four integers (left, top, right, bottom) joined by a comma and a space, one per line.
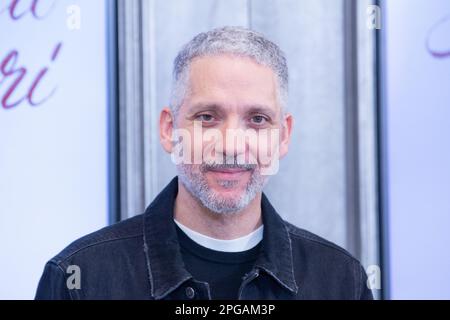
0, 0, 109, 299
383, 0, 450, 299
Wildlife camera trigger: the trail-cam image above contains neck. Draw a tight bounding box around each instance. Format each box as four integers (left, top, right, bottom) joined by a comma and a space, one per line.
173, 181, 263, 240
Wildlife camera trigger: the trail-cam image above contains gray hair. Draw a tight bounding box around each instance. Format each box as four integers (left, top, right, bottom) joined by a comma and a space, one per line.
170, 26, 289, 118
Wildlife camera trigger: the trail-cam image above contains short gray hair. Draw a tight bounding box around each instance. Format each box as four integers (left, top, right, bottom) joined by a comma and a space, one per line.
170, 26, 289, 118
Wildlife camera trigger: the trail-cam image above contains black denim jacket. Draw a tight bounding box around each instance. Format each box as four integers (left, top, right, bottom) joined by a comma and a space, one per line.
35, 177, 373, 300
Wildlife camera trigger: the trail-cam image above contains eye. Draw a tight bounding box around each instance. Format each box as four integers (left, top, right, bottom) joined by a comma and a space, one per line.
250, 115, 268, 125
196, 114, 215, 122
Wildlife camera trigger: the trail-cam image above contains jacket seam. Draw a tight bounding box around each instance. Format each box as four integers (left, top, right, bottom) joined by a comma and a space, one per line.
357, 262, 364, 299
47, 261, 74, 300
143, 223, 155, 298
353, 259, 358, 299
282, 223, 299, 293
286, 226, 358, 263
52, 233, 143, 265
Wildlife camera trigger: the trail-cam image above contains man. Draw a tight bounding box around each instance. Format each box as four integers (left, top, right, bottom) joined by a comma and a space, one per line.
36, 27, 373, 300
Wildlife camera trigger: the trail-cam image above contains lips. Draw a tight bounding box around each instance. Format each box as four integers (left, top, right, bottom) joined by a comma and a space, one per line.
209, 168, 249, 173
207, 167, 251, 179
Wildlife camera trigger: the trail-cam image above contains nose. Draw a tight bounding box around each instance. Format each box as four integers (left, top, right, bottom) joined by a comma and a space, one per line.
220, 115, 248, 164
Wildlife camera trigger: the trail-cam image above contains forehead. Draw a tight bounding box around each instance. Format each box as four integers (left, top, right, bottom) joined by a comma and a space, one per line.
184, 54, 279, 111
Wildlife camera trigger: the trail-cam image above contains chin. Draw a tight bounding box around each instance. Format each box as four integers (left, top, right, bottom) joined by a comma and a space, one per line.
218, 188, 244, 198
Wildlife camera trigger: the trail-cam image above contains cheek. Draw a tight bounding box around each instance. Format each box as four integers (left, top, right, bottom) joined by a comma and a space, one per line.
198, 128, 226, 164
250, 130, 281, 166
191, 134, 203, 163
176, 123, 204, 164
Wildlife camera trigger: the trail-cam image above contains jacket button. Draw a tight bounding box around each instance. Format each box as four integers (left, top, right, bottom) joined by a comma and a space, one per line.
185, 286, 195, 299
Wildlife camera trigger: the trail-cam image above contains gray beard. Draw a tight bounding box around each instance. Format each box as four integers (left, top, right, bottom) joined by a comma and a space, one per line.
177, 163, 268, 215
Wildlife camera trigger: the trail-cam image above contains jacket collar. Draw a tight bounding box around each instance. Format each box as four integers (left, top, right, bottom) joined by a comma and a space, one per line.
255, 192, 299, 294
143, 176, 298, 299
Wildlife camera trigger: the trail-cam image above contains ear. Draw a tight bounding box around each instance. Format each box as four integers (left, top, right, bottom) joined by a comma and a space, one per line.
160, 107, 175, 154
279, 113, 293, 159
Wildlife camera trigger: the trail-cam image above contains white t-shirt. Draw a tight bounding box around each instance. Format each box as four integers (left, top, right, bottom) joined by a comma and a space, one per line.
174, 219, 263, 253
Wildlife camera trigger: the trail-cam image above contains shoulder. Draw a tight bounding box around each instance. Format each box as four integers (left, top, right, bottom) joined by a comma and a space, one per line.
36, 214, 148, 299
49, 214, 144, 267
283, 220, 358, 263
282, 220, 372, 299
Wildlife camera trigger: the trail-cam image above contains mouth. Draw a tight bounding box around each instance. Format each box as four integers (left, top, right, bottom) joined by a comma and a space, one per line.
207, 167, 252, 179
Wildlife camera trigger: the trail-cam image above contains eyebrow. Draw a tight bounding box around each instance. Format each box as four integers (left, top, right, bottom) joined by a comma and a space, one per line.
188, 103, 224, 114
188, 103, 277, 118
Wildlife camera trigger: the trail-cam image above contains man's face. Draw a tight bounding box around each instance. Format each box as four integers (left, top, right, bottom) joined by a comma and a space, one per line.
161, 54, 292, 214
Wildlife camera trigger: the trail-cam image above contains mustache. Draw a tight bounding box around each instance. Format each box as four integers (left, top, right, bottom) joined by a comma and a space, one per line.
202, 163, 257, 171
201, 157, 258, 172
